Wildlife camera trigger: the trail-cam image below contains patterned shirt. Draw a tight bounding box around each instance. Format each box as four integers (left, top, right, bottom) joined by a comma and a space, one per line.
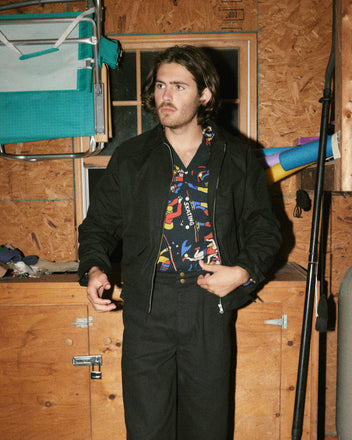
157, 134, 220, 272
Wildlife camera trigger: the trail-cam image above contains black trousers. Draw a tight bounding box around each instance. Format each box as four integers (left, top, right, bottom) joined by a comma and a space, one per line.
121, 271, 236, 440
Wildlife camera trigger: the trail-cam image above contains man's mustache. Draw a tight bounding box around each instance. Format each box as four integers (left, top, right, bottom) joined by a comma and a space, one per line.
157, 102, 177, 111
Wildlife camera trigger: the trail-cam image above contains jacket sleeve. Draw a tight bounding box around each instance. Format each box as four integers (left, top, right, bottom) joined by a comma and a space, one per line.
78, 152, 123, 281
233, 146, 282, 286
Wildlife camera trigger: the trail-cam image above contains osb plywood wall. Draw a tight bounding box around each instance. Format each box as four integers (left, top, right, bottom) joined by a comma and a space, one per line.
0, 139, 78, 262
103, 0, 258, 33
0, 0, 349, 436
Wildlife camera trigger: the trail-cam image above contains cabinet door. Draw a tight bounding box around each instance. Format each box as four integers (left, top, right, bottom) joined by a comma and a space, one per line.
0, 305, 91, 440
88, 306, 126, 440
235, 301, 283, 439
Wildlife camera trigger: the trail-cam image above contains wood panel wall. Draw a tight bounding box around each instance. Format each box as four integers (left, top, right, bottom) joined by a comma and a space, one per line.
1, 0, 350, 437
0, 139, 78, 261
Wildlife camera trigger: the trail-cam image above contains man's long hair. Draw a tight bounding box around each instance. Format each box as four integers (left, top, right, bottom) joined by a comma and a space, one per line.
142, 45, 220, 127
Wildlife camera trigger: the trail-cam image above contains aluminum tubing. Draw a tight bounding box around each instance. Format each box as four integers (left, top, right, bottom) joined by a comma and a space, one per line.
337, 265, 352, 440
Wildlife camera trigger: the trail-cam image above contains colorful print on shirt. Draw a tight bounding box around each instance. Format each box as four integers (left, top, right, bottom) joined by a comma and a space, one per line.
157, 138, 220, 272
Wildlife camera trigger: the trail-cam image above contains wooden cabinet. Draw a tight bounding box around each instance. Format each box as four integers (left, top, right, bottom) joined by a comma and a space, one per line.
0, 263, 317, 439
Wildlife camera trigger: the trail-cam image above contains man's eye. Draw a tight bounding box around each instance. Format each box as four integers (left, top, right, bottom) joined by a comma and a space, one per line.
176, 85, 184, 91
156, 83, 164, 89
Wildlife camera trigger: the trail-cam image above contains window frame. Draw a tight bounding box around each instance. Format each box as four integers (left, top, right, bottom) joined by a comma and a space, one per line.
75, 33, 257, 223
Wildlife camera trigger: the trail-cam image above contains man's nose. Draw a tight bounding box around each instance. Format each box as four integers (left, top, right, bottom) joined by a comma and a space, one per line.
162, 86, 172, 100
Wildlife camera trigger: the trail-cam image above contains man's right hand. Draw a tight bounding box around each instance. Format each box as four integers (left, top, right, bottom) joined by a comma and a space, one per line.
86, 266, 117, 312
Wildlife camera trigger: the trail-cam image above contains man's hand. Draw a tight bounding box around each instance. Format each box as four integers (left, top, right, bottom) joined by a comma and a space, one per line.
87, 266, 117, 312
197, 261, 250, 297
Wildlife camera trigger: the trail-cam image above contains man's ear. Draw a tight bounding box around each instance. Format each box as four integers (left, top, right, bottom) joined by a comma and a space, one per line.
200, 87, 212, 106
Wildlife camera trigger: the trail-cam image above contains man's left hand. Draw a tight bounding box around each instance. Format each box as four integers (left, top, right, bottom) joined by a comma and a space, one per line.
197, 261, 250, 297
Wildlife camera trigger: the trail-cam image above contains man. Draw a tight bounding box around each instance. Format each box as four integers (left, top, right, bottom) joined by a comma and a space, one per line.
78, 45, 281, 440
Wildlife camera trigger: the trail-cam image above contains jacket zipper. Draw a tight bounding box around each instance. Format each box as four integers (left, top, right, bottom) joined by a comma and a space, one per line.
212, 142, 227, 314
147, 142, 174, 314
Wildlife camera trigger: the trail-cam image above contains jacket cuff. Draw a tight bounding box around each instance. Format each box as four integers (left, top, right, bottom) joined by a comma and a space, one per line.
78, 263, 107, 286
79, 272, 89, 287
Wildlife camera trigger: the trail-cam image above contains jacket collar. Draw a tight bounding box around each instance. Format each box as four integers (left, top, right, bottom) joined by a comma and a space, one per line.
207, 123, 227, 213
144, 121, 229, 147
143, 121, 228, 171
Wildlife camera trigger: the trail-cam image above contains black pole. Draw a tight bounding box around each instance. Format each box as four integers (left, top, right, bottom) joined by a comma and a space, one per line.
291, 2, 335, 439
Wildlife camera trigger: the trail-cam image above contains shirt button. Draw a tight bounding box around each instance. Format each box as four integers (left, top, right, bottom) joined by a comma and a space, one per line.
180, 278, 186, 284
180, 272, 185, 277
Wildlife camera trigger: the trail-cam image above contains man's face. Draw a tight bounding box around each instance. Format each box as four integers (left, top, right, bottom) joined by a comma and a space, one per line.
154, 62, 210, 130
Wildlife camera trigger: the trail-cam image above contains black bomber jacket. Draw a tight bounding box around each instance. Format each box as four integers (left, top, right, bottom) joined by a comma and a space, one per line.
78, 123, 282, 312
